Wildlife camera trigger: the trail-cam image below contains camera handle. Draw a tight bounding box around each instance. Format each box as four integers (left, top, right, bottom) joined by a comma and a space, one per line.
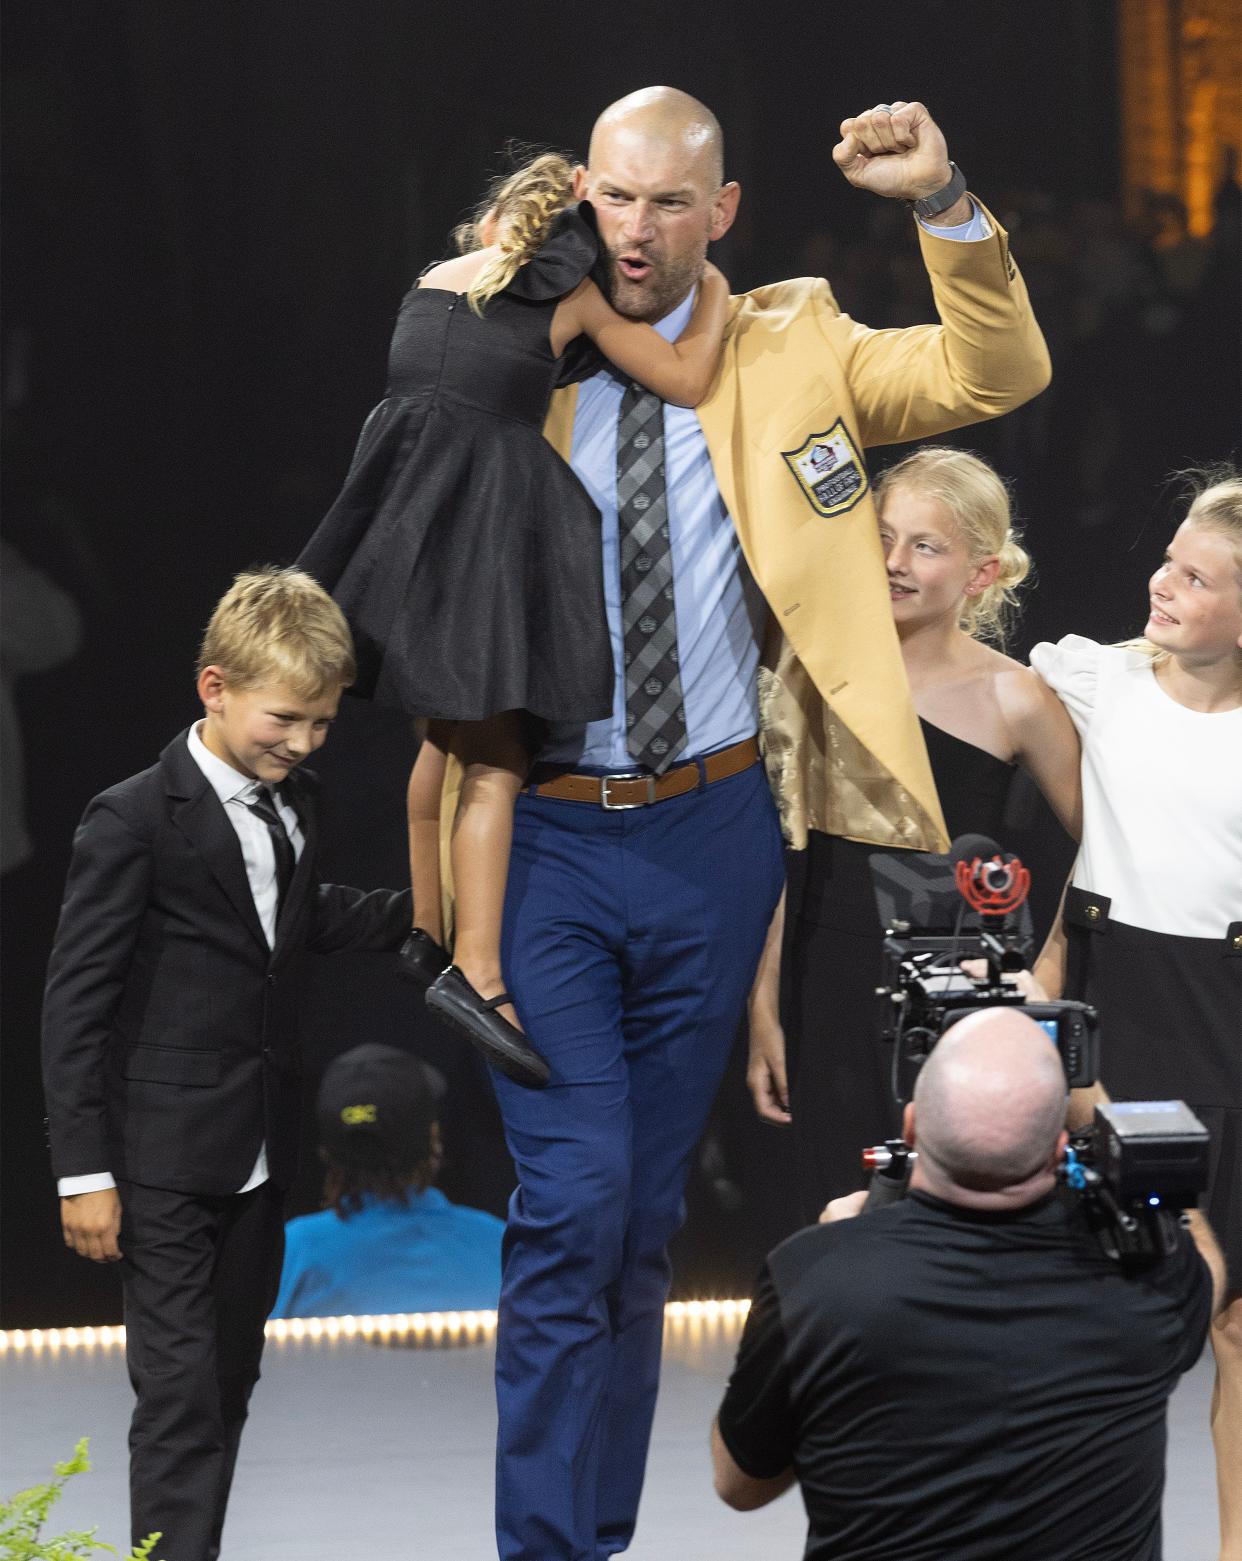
862, 1139, 916, 1211
978, 926, 1029, 988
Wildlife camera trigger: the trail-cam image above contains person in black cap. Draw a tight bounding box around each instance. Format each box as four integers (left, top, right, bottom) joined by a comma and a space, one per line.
271, 1043, 504, 1318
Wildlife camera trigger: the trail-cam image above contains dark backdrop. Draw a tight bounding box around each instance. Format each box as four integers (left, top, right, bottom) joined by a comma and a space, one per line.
4, 0, 1238, 1326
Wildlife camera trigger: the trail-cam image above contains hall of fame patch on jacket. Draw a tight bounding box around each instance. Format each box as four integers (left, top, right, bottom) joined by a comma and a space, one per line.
781, 419, 869, 517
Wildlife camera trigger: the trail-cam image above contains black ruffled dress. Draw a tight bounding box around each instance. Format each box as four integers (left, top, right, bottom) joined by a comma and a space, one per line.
298, 204, 613, 723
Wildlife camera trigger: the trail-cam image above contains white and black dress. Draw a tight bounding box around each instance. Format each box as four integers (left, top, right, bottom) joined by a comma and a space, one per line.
1032, 635, 1242, 1289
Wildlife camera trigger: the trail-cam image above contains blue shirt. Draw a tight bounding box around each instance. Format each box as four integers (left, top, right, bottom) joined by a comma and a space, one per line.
271, 1188, 505, 1318
538, 204, 992, 770
540, 286, 767, 768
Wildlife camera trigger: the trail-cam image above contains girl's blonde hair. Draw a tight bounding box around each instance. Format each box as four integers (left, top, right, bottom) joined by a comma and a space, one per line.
1127, 466, 1242, 663
1183, 469, 1242, 561
453, 150, 578, 316
874, 446, 1030, 646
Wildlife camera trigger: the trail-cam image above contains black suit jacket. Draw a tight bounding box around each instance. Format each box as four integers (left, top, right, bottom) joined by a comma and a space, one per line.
42, 733, 411, 1194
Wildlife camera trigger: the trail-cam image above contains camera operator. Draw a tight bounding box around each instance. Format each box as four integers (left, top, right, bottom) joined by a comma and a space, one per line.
712, 1008, 1224, 1561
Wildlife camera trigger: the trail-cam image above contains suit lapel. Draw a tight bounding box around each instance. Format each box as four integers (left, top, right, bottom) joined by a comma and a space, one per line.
161, 737, 269, 956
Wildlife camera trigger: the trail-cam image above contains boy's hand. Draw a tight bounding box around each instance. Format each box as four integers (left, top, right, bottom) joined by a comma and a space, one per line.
61, 1188, 123, 1262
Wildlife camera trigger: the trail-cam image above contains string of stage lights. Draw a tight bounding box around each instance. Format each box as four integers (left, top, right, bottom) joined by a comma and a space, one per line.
0, 1298, 752, 1354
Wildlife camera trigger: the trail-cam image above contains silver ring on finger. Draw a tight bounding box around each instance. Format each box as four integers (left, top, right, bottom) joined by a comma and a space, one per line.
874, 103, 894, 115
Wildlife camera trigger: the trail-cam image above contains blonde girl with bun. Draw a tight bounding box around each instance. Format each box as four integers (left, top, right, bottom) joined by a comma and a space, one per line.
871, 446, 1076, 800
747, 446, 1081, 1221
299, 151, 728, 1085
1032, 471, 1242, 1555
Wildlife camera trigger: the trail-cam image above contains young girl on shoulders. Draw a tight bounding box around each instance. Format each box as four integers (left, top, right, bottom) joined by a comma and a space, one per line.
299, 152, 729, 1087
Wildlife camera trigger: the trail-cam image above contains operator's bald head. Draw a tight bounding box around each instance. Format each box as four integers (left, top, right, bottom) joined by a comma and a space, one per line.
912, 1009, 1068, 1194
589, 86, 724, 192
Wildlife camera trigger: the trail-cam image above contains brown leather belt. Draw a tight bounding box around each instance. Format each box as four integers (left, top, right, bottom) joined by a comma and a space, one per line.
528, 736, 761, 810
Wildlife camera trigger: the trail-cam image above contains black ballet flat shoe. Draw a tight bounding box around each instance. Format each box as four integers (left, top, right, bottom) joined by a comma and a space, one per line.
425, 966, 551, 1090
397, 929, 451, 989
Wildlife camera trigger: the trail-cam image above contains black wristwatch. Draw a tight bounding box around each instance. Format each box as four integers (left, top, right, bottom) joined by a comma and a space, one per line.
906, 161, 968, 221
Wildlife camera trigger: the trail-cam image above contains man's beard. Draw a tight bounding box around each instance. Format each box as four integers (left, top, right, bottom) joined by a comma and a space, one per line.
599, 245, 707, 323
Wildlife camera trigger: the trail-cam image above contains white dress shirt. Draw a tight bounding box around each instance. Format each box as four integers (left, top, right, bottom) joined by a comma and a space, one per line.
57, 722, 305, 1198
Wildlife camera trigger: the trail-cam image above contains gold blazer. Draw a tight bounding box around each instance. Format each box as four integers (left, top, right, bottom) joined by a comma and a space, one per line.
439, 206, 1050, 933
543, 204, 1050, 855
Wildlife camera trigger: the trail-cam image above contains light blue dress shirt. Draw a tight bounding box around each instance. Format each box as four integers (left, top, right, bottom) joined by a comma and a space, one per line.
538, 204, 992, 771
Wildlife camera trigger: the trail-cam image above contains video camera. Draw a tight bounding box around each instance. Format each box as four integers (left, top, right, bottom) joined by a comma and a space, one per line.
860, 835, 1211, 1260
862, 1100, 1210, 1261
1062, 1100, 1211, 1261
873, 834, 1100, 1103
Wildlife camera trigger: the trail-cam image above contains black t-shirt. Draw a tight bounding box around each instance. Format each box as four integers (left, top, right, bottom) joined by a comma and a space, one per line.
716, 1190, 1210, 1561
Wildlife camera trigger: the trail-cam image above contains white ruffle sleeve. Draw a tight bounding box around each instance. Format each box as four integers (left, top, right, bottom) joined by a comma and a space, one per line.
1028, 633, 1110, 736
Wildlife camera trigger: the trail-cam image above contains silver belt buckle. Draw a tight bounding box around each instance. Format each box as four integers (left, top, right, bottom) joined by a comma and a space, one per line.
600, 772, 656, 810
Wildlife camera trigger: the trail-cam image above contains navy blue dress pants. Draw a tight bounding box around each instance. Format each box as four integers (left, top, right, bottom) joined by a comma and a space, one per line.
493, 760, 784, 1560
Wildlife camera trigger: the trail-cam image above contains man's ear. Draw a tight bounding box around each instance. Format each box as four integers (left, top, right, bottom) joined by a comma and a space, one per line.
1053, 1128, 1069, 1163
710, 181, 741, 242
572, 164, 589, 201
901, 1100, 916, 1146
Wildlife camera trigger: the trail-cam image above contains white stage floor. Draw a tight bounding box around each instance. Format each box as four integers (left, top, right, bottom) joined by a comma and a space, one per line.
1, 1312, 1220, 1559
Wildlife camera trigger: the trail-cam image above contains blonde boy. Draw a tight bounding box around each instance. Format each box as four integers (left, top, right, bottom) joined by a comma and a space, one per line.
42, 568, 410, 1561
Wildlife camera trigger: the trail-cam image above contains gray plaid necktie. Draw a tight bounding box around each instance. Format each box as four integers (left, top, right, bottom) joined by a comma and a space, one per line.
617, 383, 687, 773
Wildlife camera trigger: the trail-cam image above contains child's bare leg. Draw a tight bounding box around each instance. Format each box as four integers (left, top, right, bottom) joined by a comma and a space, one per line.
450, 712, 528, 1031
1212, 1293, 1242, 1560
406, 720, 450, 943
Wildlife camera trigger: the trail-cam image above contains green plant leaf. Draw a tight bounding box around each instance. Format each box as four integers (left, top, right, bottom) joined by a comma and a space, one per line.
0, 1442, 164, 1560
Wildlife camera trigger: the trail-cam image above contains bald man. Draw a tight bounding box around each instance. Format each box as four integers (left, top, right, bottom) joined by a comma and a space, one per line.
712, 1010, 1223, 1561
495, 87, 1051, 1559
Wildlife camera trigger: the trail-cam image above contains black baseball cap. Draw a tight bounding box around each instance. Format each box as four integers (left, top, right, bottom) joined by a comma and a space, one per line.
316, 1044, 446, 1168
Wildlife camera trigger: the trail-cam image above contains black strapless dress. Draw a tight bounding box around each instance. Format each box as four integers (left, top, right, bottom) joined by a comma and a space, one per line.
298, 205, 613, 724
782, 721, 1016, 1221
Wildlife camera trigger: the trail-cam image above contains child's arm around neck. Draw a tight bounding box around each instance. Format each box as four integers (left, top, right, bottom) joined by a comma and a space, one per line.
550, 262, 729, 407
